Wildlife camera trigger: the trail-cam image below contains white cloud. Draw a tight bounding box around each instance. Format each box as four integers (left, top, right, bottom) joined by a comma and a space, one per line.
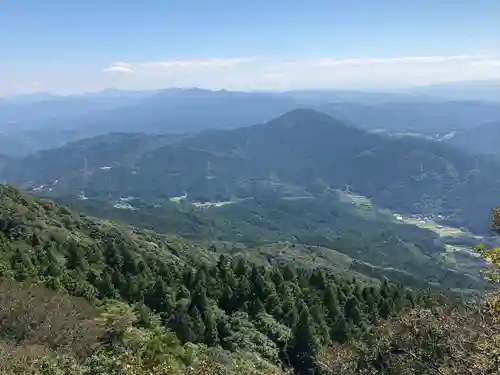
5, 54, 500, 97
104, 62, 135, 73
262, 72, 286, 78
301, 55, 478, 67
250, 55, 500, 89
471, 59, 500, 67
140, 58, 255, 70
92, 54, 500, 92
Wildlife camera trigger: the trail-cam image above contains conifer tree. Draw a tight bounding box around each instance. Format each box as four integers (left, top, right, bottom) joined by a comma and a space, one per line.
203, 309, 219, 346
331, 315, 350, 344
379, 298, 394, 319
287, 302, 318, 375
344, 295, 362, 326
219, 285, 234, 313
190, 307, 206, 342
190, 283, 209, 313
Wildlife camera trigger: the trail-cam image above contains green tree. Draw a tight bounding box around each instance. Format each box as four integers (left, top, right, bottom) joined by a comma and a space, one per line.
219, 285, 234, 313
331, 315, 350, 344
11, 248, 34, 280
190, 283, 209, 314
287, 302, 318, 375
168, 303, 196, 343
379, 298, 394, 319
310, 304, 330, 346
265, 292, 282, 316
283, 297, 298, 328
31, 232, 41, 247
66, 241, 89, 274
249, 298, 265, 316
203, 309, 219, 346
344, 296, 362, 326
189, 307, 205, 342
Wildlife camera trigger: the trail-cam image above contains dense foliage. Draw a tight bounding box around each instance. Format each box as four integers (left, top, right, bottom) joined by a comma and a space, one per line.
0, 186, 499, 374
0, 185, 445, 374
320, 207, 500, 374
0, 282, 287, 375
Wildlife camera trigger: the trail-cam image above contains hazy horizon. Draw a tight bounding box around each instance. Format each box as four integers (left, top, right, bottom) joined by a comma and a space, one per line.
2, 78, 500, 100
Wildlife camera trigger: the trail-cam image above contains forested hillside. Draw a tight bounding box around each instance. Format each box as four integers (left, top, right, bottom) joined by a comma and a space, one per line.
0, 186, 499, 374
62, 194, 484, 290
0, 185, 437, 374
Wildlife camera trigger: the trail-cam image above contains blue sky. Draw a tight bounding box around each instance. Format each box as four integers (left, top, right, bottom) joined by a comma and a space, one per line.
1, 0, 499, 95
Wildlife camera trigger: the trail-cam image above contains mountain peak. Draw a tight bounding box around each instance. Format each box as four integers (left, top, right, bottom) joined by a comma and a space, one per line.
268, 108, 352, 130
280, 107, 331, 119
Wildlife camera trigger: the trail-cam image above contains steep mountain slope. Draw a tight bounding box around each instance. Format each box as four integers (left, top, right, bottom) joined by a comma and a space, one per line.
1, 184, 456, 375
0, 185, 214, 272
0, 188, 497, 375
447, 120, 500, 156
3, 109, 500, 234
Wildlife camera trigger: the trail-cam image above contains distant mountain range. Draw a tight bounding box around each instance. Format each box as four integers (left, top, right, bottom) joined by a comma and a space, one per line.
2, 109, 499, 234
319, 101, 500, 136
0, 89, 299, 156
0, 90, 156, 132
408, 79, 500, 102
1, 85, 499, 157
447, 120, 500, 156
